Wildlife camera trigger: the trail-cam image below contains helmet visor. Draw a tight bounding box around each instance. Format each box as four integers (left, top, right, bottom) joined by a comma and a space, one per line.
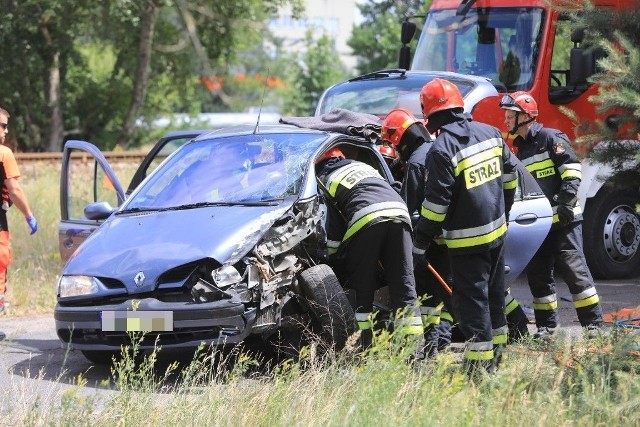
499, 94, 518, 109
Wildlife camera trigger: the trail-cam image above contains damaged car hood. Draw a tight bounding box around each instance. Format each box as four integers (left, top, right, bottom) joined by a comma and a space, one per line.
64, 202, 294, 291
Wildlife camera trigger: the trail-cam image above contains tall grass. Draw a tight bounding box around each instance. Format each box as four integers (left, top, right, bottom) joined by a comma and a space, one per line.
6, 163, 61, 315
3, 330, 640, 426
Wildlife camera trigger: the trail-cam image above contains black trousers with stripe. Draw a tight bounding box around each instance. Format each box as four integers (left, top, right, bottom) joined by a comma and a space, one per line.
526, 221, 603, 328
449, 244, 507, 344
343, 221, 419, 315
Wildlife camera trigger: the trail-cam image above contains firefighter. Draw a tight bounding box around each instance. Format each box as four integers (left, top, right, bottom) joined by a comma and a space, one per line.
315, 147, 423, 350
499, 92, 603, 340
413, 78, 519, 374
382, 108, 530, 356
381, 108, 452, 356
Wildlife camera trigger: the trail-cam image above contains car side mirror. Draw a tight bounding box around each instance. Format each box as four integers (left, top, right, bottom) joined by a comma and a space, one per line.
84, 201, 116, 221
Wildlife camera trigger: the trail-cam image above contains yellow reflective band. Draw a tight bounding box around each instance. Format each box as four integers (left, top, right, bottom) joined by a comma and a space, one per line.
493, 333, 508, 345
421, 315, 441, 327
434, 236, 446, 245
503, 176, 518, 190
440, 311, 454, 322
552, 213, 560, 223
574, 294, 600, 308
505, 298, 519, 315
401, 118, 413, 129
328, 247, 338, 255
560, 169, 582, 180
445, 222, 507, 249
453, 146, 502, 177
533, 301, 558, 311
420, 205, 447, 222
357, 321, 372, 330
343, 208, 409, 241
464, 349, 494, 361
327, 163, 382, 196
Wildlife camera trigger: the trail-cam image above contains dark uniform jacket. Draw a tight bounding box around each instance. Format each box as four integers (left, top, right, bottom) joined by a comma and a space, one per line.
415, 115, 519, 255
400, 142, 431, 216
513, 122, 582, 226
317, 157, 411, 256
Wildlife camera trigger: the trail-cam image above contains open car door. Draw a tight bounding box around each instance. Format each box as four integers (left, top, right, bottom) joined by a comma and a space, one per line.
59, 140, 125, 264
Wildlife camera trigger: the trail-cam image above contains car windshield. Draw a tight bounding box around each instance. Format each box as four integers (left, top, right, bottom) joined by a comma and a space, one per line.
412, 7, 545, 91
316, 73, 475, 117
123, 132, 327, 210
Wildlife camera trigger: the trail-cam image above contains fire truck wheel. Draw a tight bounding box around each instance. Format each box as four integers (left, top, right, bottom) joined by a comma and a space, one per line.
583, 189, 640, 279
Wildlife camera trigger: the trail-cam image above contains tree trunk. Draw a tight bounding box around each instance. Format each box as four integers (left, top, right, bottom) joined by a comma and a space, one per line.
117, 0, 161, 149
40, 22, 64, 152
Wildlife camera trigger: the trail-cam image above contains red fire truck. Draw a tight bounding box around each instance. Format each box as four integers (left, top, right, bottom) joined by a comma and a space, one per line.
399, 0, 639, 279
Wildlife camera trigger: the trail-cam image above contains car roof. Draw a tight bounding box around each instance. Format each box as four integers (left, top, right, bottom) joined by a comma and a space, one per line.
316, 68, 498, 117
193, 124, 330, 141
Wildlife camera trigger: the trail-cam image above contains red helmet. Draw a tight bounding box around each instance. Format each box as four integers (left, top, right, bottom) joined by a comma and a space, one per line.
420, 78, 464, 119
499, 91, 539, 117
381, 108, 419, 147
316, 146, 345, 164
377, 144, 398, 164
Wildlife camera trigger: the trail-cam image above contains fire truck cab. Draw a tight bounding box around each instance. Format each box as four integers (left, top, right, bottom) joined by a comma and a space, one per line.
399, 0, 640, 279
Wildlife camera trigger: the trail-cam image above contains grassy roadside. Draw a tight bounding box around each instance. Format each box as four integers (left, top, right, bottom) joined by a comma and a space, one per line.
4, 330, 640, 425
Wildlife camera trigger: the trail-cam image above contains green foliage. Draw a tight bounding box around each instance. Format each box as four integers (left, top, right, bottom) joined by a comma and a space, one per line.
283, 31, 348, 116
561, 1, 640, 164
348, 0, 431, 75
0, 0, 301, 151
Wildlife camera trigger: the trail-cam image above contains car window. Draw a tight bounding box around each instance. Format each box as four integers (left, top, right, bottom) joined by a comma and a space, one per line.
317, 76, 475, 117
124, 133, 327, 209
66, 150, 122, 220
145, 136, 194, 178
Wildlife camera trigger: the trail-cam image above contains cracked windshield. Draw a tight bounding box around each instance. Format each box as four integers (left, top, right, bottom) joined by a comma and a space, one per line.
125, 133, 326, 209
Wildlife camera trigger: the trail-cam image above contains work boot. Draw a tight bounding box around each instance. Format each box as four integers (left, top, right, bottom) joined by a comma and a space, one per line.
532, 326, 558, 342
584, 323, 603, 339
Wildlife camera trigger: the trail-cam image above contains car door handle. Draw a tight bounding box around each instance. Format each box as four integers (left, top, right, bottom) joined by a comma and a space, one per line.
514, 213, 538, 225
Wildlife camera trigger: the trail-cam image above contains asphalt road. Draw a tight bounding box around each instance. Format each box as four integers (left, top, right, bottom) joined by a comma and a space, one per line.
1, 275, 638, 396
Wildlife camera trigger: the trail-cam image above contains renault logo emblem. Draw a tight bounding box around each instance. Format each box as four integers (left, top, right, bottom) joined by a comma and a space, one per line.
134, 271, 146, 288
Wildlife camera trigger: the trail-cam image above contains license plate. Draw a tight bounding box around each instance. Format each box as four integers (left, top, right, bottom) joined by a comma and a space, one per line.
101, 311, 173, 332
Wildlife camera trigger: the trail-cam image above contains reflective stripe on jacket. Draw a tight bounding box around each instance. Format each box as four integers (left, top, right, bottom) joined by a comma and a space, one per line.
513, 123, 582, 225
415, 116, 518, 254
317, 158, 411, 254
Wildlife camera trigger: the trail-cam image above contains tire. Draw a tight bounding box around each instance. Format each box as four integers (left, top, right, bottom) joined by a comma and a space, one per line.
81, 350, 121, 365
583, 189, 640, 279
298, 264, 356, 351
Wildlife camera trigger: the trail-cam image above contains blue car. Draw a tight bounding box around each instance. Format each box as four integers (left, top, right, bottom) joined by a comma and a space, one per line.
56, 120, 551, 364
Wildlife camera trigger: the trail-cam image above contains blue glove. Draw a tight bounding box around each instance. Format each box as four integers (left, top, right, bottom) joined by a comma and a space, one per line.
26, 216, 38, 235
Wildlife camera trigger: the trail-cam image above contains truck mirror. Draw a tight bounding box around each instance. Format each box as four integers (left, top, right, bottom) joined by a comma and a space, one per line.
571, 28, 585, 44
569, 47, 593, 85
398, 46, 412, 70
401, 20, 416, 45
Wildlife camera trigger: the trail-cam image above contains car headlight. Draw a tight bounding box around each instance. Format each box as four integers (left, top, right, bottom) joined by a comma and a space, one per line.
212, 265, 242, 288
58, 275, 101, 298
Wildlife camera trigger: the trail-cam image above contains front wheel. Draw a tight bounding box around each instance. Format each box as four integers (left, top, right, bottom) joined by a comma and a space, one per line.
583, 189, 640, 279
298, 264, 356, 351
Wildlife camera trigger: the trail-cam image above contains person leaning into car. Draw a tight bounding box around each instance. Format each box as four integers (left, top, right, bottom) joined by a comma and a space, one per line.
315, 147, 423, 351
499, 92, 603, 341
0, 107, 38, 339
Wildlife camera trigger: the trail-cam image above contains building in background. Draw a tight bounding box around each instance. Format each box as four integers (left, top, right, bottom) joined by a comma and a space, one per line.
268, 0, 357, 70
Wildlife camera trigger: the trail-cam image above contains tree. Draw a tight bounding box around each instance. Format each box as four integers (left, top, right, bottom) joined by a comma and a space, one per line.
0, 0, 302, 151
348, 0, 430, 75
282, 31, 348, 116
562, 1, 640, 169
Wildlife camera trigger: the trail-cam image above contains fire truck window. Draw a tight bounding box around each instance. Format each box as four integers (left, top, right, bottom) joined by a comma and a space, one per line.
549, 17, 573, 88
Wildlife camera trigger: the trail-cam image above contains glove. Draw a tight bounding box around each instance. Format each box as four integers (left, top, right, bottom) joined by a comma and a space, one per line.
391, 180, 403, 193
556, 204, 574, 226
26, 216, 38, 235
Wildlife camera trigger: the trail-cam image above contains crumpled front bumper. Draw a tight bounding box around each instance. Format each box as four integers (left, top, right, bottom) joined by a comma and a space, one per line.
54, 295, 255, 351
